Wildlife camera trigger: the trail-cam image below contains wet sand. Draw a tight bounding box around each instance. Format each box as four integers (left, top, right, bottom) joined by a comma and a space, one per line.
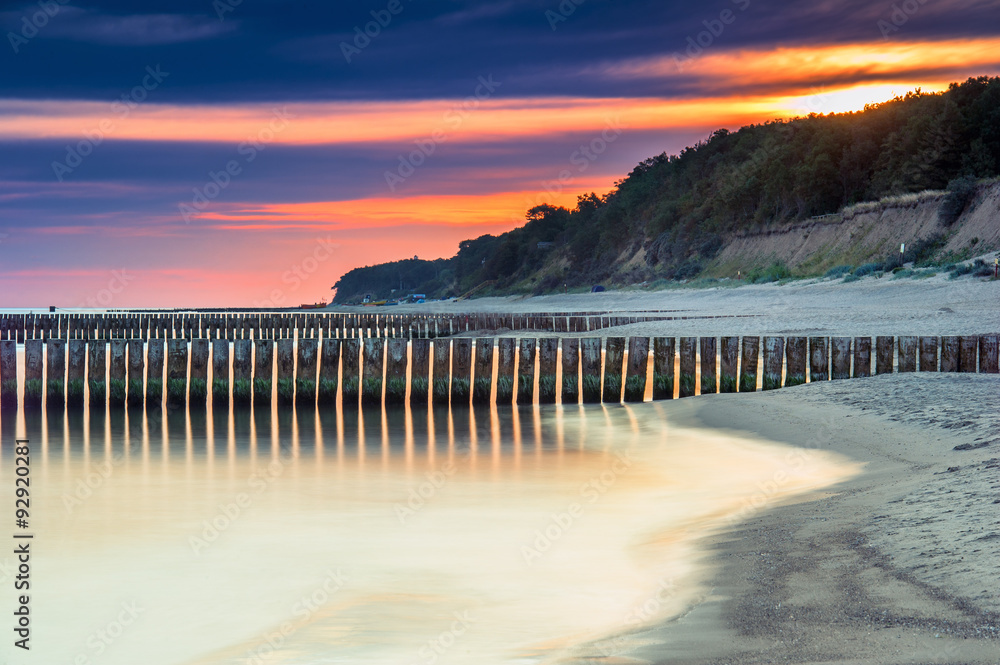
587, 373, 1000, 664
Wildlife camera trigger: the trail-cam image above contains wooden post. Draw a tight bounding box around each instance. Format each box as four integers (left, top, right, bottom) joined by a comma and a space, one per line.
126, 339, 143, 408
275, 339, 295, 405
46, 338, 66, 407
473, 338, 495, 405
958, 336, 978, 373
23, 340, 42, 409
561, 338, 580, 405
67, 339, 86, 407
699, 337, 717, 395
783, 337, 805, 386
678, 337, 696, 398
296, 338, 318, 405
318, 339, 339, 406
652, 337, 674, 400
978, 335, 998, 374
190, 339, 209, 406
409, 339, 430, 406
0, 341, 11, 411
517, 338, 536, 405
831, 337, 851, 380
897, 336, 917, 373
604, 337, 625, 403
624, 337, 649, 402
253, 339, 274, 405
496, 338, 515, 404
108, 339, 127, 407
740, 336, 759, 392
581, 338, 602, 403
87, 340, 106, 409
166, 339, 188, 407
146, 339, 164, 407
853, 337, 872, 378
361, 338, 384, 406
875, 336, 894, 375
762, 337, 783, 390
385, 338, 408, 405
718, 336, 737, 393
918, 336, 938, 372
451, 338, 472, 405
809, 337, 828, 382
433, 339, 450, 404
940, 336, 959, 372
537, 338, 558, 404
232, 339, 252, 405
212, 339, 230, 405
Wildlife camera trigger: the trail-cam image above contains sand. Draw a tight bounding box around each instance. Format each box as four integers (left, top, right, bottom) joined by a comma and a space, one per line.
572, 373, 1000, 664
354, 271, 999, 337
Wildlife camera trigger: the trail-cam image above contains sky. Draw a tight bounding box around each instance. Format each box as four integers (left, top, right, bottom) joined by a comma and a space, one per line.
1, 0, 999, 308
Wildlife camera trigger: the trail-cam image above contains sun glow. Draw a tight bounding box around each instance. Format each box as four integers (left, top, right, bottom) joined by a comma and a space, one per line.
781, 82, 950, 115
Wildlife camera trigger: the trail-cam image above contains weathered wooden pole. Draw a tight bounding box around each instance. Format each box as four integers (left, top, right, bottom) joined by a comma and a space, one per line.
699, 337, 717, 395
0, 341, 11, 411
958, 336, 978, 373
318, 339, 339, 406
361, 337, 384, 406
496, 338, 516, 404
275, 338, 295, 405
46, 338, 66, 407
652, 337, 675, 400
719, 336, 738, 392
189, 338, 210, 406
385, 338, 408, 405
939, 336, 959, 372
212, 339, 230, 406
145, 339, 164, 407
808, 337, 828, 382
853, 337, 872, 378
432, 339, 451, 404
624, 336, 649, 402
762, 336, 783, 390
678, 337, 697, 398
897, 336, 917, 373
126, 339, 144, 408
66, 339, 86, 407
517, 338, 537, 405
978, 335, 998, 374
875, 336, 894, 374
740, 336, 759, 392
537, 338, 559, 404
473, 338, 495, 405
831, 337, 851, 380
783, 337, 805, 386
23, 340, 43, 410
296, 338, 318, 405
108, 339, 127, 407
253, 339, 274, 406
232, 339, 252, 405
409, 339, 430, 406
87, 340, 106, 409
918, 336, 938, 372
603, 337, 625, 403
166, 339, 188, 408
561, 338, 580, 405
580, 338, 602, 403
451, 338, 473, 405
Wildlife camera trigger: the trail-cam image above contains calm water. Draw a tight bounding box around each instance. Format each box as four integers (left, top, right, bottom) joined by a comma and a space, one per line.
0, 401, 858, 664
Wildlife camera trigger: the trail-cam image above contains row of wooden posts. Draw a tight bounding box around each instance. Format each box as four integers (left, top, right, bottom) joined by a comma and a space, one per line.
0, 334, 996, 411
0, 312, 719, 342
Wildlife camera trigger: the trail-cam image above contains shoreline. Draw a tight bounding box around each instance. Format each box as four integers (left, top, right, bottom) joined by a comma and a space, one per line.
591, 373, 1000, 664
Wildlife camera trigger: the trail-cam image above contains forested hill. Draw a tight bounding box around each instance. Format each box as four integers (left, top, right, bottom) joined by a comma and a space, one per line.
332, 76, 1000, 303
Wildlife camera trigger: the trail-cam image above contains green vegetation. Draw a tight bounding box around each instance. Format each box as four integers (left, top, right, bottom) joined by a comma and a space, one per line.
385, 377, 408, 403
495, 376, 514, 402
47, 380, 64, 401
562, 377, 579, 403
333, 77, 1000, 300
719, 374, 738, 393
67, 378, 86, 403
295, 379, 316, 401
189, 378, 208, 401
473, 377, 492, 402
538, 375, 557, 400
409, 377, 428, 400
213, 378, 229, 400
233, 378, 252, 402
253, 378, 272, 400
450, 378, 471, 401
23, 378, 43, 401
582, 375, 602, 401
109, 378, 127, 403
623, 375, 645, 401
88, 380, 106, 402
653, 374, 674, 398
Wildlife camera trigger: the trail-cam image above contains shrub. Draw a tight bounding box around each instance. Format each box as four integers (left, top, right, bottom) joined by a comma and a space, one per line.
825, 265, 853, 278
842, 273, 861, 283
853, 262, 882, 277
746, 262, 791, 283
938, 175, 977, 226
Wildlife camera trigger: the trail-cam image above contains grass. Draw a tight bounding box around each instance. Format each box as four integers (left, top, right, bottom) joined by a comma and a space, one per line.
409, 377, 429, 400
47, 379, 64, 401
67, 378, 86, 403
450, 377, 471, 400
213, 379, 229, 400
679, 372, 696, 396
295, 379, 316, 401
701, 374, 716, 394
720, 374, 738, 393
762, 372, 781, 391
784, 373, 806, 387
233, 378, 252, 402
653, 375, 674, 398
824, 265, 853, 278
495, 376, 514, 401
562, 377, 579, 403
473, 377, 492, 402
385, 377, 408, 403
189, 378, 208, 402
109, 378, 127, 403
24, 378, 43, 401
603, 375, 621, 401
432, 378, 449, 399
582, 375, 602, 401
253, 378, 272, 400
538, 375, 557, 400
517, 374, 534, 400
739, 373, 757, 392
88, 380, 106, 403
361, 378, 382, 401
129, 379, 144, 400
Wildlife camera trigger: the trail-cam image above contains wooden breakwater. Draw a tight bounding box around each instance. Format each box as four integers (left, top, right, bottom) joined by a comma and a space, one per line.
0, 311, 739, 343
0, 333, 996, 412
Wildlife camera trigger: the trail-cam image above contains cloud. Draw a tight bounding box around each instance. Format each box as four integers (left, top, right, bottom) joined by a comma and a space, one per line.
25, 8, 236, 45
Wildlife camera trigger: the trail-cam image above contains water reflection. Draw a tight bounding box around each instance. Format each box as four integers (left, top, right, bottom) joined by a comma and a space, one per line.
0, 401, 859, 665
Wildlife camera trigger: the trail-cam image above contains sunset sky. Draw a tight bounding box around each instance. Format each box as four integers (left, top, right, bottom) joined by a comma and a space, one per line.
2, 0, 999, 307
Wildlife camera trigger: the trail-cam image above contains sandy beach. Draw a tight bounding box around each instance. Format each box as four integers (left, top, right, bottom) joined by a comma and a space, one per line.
369, 276, 1000, 663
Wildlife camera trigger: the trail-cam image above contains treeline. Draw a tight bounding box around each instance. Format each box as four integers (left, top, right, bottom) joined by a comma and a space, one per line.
332, 76, 1000, 302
